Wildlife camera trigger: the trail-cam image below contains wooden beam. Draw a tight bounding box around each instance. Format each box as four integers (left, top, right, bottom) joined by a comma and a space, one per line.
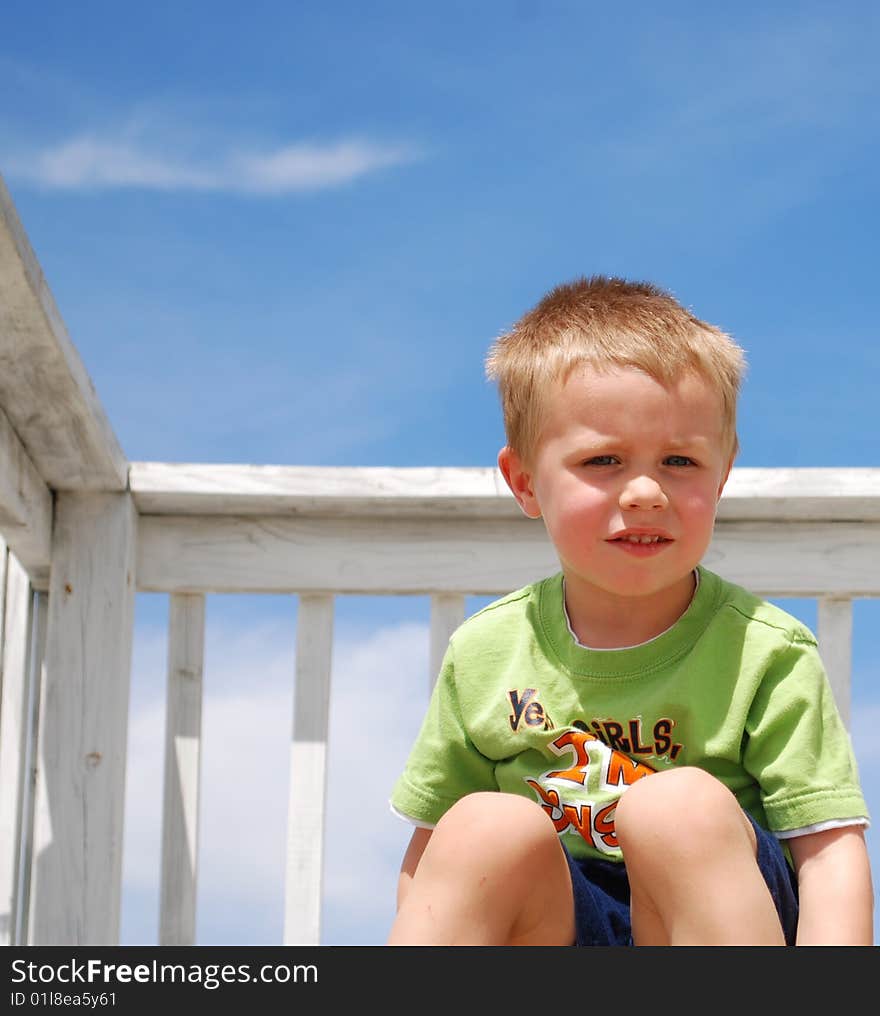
137, 514, 556, 595
0, 175, 128, 492
135, 514, 880, 598
130, 462, 512, 517
0, 405, 53, 585
28, 492, 137, 945
704, 521, 880, 597
129, 463, 880, 521
718, 468, 880, 521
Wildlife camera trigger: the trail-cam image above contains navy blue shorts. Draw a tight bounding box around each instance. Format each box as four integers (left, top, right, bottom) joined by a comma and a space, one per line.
565, 813, 799, 946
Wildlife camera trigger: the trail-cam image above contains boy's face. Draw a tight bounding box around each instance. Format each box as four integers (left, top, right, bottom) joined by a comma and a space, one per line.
499, 364, 733, 618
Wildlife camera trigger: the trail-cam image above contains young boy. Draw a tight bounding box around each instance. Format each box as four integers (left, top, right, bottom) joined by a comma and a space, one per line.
387, 276, 873, 946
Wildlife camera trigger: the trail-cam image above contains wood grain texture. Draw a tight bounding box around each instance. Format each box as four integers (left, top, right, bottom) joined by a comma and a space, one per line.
284, 595, 333, 945
130, 462, 513, 517
28, 492, 137, 945
430, 594, 466, 692
0, 175, 127, 491
159, 593, 205, 946
136, 514, 880, 598
129, 463, 880, 521
0, 405, 52, 584
818, 598, 853, 726
17, 589, 47, 947
0, 549, 33, 944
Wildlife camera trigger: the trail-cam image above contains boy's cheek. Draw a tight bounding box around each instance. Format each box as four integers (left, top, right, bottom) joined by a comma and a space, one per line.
545, 502, 607, 543
679, 486, 721, 515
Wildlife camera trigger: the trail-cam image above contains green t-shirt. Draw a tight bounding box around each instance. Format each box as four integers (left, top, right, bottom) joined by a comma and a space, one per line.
391, 566, 869, 862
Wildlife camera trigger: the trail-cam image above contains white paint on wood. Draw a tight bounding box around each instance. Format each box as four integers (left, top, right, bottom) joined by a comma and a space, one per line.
284, 595, 333, 946
818, 598, 853, 727
0, 405, 52, 585
718, 468, 880, 520
0, 175, 128, 491
17, 589, 47, 947
0, 444, 873, 950
701, 522, 880, 597
0, 535, 6, 674
136, 515, 880, 598
159, 593, 205, 946
0, 550, 33, 944
28, 675, 53, 904
429, 594, 466, 691
129, 462, 880, 521
28, 492, 137, 945
137, 514, 557, 594
130, 462, 513, 517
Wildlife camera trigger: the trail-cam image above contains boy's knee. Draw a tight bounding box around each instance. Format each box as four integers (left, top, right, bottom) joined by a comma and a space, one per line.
616, 767, 749, 852
434, 791, 561, 859
438, 790, 549, 830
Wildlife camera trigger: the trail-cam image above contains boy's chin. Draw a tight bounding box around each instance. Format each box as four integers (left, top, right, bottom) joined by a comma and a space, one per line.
566, 568, 697, 600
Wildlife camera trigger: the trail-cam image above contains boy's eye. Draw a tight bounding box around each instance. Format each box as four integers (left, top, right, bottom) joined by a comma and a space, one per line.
664, 455, 695, 467
583, 455, 619, 466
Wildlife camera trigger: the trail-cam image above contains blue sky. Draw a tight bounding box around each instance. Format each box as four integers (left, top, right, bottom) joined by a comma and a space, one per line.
2, 0, 879, 945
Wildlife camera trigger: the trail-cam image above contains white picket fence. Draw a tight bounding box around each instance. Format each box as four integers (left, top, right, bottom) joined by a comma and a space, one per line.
1, 173, 879, 946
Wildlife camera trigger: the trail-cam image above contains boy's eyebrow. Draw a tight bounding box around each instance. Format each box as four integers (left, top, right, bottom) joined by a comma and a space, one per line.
570, 433, 715, 448
664, 435, 715, 448
563, 436, 720, 461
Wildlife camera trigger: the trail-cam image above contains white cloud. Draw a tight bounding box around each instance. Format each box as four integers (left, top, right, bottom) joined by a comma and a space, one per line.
121, 614, 430, 945
237, 141, 415, 195
8, 134, 418, 195
321, 624, 429, 942
121, 610, 880, 945
851, 702, 880, 764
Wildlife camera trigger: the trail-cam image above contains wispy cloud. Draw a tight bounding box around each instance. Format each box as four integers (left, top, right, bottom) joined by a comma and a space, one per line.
121, 615, 430, 945
122, 609, 880, 945
6, 133, 418, 195
852, 701, 880, 764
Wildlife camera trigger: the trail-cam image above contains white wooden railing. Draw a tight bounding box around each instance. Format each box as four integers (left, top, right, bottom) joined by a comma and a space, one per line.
1, 173, 879, 947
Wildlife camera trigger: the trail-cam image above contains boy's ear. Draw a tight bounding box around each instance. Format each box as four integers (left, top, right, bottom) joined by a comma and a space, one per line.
716, 454, 735, 501
498, 446, 542, 519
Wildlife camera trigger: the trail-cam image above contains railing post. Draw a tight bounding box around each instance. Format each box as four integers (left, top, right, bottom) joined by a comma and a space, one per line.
16, 590, 47, 947
159, 593, 206, 945
429, 594, 465, 691
28, 492, 137, 945
0, 544, 34, 945
284, 594, 334, 945
818, 596, 853, 727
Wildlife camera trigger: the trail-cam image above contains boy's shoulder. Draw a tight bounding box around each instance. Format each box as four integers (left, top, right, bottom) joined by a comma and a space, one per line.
444, 568, 819, 659
704, 567, 819, 647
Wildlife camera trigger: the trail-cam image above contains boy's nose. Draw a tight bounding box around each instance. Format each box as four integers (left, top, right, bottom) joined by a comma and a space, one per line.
619, 475, 668, 511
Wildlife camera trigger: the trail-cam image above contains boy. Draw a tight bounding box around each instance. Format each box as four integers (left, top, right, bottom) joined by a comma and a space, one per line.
387, 276, 873, 946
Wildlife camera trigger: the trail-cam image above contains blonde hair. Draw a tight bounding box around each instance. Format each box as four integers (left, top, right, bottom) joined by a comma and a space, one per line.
485, 275, 746, 463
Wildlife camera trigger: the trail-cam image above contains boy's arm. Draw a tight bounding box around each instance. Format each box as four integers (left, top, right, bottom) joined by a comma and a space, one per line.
396, 827, 433, 912
787, 825, 874, 944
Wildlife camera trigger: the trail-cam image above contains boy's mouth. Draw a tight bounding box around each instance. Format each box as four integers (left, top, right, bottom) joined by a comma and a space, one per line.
610, 534, 671, 544
607, 530, 674, 553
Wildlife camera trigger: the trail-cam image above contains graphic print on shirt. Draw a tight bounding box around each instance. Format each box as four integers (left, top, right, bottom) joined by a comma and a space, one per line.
524, 728, 657, 853
508, 688, 555, 731
508, 688, 685, 855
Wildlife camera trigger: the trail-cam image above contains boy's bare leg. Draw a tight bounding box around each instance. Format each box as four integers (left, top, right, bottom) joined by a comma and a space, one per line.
615, 767, 786, 945
387, 792, 575, 945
